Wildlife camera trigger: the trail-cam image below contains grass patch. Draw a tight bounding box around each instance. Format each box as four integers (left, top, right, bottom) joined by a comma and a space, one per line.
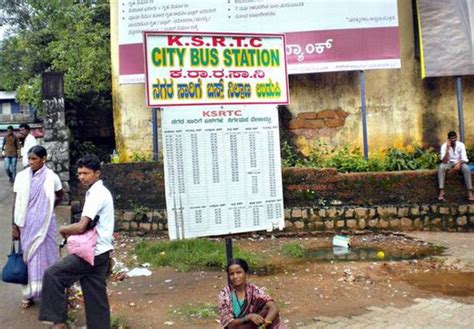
111, 315, 130, 329
281, 242, 306, 258
172, 302, 218, 319
134, 238, 261, 272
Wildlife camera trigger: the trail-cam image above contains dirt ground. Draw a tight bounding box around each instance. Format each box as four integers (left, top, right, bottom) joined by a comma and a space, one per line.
70, 232, 474, 329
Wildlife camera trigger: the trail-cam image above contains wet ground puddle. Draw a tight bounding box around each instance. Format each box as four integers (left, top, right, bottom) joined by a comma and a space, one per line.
403, 272, 474, 296
304, 246, 444, 262
249, 246, 444, 276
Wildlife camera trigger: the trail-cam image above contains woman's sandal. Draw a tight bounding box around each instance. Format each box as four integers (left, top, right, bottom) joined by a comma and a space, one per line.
20, 299, 34, 309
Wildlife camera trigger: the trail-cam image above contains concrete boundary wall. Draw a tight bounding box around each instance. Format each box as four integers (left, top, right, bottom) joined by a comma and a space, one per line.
114, 204, 473, 234
92, 164, 474, 233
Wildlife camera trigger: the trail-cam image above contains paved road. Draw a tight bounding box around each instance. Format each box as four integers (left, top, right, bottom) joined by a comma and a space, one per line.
0, 160, 43, 328
300, 298, 474, 328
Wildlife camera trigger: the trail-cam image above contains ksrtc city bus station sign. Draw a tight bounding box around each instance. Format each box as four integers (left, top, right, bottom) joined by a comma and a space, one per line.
144, 32, 289, 107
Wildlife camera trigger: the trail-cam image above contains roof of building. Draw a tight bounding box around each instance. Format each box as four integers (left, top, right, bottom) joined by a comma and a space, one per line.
0, 91, 16, 100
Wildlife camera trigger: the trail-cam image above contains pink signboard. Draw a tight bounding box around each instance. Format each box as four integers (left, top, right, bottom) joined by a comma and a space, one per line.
118, 0, 400, 84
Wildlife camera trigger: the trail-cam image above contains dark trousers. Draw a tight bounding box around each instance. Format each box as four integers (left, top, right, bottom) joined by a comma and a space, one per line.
39, 252, 110, 329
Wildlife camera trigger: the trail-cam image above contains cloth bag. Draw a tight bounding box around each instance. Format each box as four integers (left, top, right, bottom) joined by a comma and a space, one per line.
2, 240, 28, 285
67, 227, 98, 266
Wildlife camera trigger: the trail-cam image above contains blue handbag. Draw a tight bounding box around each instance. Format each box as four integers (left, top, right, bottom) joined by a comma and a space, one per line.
2, 240, 28, 285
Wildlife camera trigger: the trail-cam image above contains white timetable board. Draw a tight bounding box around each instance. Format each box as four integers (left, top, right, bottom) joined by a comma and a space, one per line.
162, 105, 284, 240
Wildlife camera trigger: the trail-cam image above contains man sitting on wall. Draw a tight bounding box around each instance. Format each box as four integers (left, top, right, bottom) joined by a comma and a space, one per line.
438, 131, 474, 202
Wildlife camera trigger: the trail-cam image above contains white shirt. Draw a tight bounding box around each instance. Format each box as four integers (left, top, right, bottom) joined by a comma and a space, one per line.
21, 134, 38, 167
440, 141, 469, 163
13, 167, 62, 227
81, 180, 115, 255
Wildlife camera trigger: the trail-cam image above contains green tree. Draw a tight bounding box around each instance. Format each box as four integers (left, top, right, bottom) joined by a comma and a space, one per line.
0, 0, 111, 114
0, 0, 114, 161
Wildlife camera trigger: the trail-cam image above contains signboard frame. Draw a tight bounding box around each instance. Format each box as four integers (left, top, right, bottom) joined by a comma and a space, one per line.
143, 31, 289, 107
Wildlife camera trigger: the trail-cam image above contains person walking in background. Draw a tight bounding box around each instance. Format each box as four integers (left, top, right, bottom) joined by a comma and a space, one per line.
438, 131, 474, 202
13, 145, 63, 308
19, 123, 38, 168
39, 155, 114, 329
1, 125, 21, 184
218, 258, 284, 328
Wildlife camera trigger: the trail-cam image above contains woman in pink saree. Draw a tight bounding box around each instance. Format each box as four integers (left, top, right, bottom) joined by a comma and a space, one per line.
218, 258, 285, 329
12, 146, 63, 308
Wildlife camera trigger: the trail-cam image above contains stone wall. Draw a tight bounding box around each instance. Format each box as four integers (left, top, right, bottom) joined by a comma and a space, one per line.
95, 163, 474, 233
101, 162, 165, 209
42, 73, 71, 222
284, 204, 473, 232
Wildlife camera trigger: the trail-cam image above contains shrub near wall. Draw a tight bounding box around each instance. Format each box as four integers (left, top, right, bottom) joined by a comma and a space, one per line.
282, 168, 469, 206
283, 168, 473, 232
97, 164, 473, 233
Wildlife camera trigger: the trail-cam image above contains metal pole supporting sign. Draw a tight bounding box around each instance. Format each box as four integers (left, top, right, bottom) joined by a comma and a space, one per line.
455, 77, 465, 142
359, 70, 369, 159
225, 237, 233, 285
152, 107, 159, 161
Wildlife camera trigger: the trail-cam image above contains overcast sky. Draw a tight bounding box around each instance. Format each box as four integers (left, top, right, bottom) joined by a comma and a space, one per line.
0, 9, 5, 41
0, 8, 10, 42
0, 25, 5, 41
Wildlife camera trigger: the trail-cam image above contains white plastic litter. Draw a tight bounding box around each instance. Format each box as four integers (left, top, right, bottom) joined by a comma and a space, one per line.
333, 246, 351, 256
127, 268, 152, 277
332, 235, 351, 248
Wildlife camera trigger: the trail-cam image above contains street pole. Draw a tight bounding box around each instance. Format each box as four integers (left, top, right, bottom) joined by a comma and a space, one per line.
359, 70, 369, 159
455, 77, 465, 142
225, 237, 233, 285
152, 107, 159, 161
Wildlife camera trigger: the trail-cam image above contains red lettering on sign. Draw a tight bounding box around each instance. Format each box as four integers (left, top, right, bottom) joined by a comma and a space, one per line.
190, 36, 204, 46
232, 36, 245, 47
202, 110, 243, 117
249, 38, 262, 48
168, 36, 183, 46
212, 36, 226, 47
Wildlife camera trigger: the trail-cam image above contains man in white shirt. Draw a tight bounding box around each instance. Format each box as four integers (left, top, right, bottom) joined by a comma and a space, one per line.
39, 155, 114, 329
438, 131, 474, 202
19, 123, 38, 168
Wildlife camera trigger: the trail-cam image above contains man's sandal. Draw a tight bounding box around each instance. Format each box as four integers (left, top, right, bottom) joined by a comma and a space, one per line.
20, 299, 34, 309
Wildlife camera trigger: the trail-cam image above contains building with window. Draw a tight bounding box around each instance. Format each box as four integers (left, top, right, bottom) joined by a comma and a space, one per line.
0, 91, 36, 123
0, 91, 43, 141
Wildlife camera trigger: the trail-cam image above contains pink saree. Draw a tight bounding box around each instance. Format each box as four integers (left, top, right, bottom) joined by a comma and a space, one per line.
14, 166, 59, 300
218, 283, 285, 329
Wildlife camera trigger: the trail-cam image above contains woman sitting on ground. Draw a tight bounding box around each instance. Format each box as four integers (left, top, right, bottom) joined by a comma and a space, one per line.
218, 258, 284, 328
